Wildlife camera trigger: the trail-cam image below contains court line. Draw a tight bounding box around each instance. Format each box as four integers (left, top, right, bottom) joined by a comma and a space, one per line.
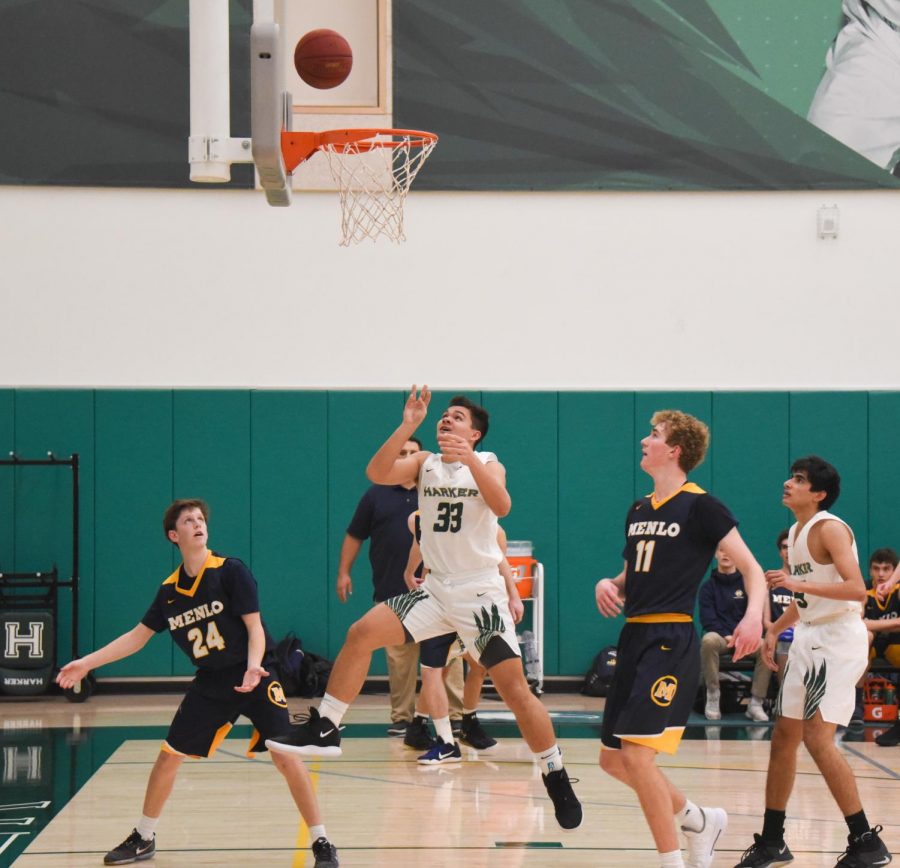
839, 742, 900, 780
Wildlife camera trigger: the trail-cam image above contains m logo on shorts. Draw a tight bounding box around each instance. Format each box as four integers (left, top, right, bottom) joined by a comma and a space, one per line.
268, 681, 288, 708
650, 675, 678, 707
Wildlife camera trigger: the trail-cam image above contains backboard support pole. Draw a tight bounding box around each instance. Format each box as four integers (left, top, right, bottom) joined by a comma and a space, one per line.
188, 0, 257, 182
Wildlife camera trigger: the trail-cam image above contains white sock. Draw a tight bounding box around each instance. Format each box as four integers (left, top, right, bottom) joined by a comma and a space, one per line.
309, 824, 327, 842
676, 799, 704, 833
433, 716, 454, 744
536, 744, 564, 775
318, 694, 349, 728
136, 815, 158, 840
659, 849, 685, 867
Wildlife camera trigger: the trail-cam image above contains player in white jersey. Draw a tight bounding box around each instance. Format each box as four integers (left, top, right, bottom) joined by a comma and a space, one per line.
267, 387, 583, 830
807, 0, 900, 174
735, 456, 891, 868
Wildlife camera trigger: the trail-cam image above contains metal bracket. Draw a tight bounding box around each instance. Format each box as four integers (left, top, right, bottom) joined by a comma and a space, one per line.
188, 136, 254, 165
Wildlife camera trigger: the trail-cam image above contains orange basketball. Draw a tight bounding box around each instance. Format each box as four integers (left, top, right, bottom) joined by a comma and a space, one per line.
293, 29, 353, 89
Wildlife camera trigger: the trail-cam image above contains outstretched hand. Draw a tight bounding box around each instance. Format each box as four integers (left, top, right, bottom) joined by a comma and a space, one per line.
403, 385, 431, 428
57, 659, 90, 690
235, 664, 269, 693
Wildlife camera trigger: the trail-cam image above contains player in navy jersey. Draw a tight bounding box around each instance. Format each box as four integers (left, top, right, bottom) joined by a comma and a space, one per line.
595, 410, 766, 868
56, 499, 338, 868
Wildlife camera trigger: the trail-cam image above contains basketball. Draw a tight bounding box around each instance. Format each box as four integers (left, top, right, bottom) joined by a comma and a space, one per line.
293, 29, 353, 89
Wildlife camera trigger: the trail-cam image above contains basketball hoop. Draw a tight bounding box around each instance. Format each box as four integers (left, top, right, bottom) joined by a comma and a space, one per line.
281, 129, 438, 245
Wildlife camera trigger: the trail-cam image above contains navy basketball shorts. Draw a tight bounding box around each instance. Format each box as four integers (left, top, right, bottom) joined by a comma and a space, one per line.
600, 620, 699, 755
419, 632, 466, 669
164, 663, 290, 758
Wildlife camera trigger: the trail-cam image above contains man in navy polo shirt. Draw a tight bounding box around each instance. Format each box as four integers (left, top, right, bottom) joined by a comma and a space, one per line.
335, 436, 463, 736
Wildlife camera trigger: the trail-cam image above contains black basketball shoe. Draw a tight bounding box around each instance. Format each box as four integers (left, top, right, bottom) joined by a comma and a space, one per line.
103, 829, 156, 865
459, 712, 497, 750
265, 707, 343, 757
835, 825, 892, 867
734, 834, 794, 867
874, 721, 900, 747
542, 767, 582, 830
403, 716, 435, 750
312, 836, 339, 868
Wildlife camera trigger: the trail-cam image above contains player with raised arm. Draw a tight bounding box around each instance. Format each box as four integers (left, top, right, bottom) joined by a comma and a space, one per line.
595, 410, 766, 868
267, 387, 582, 829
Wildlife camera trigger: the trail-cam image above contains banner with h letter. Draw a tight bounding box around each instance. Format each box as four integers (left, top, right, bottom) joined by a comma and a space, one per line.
0, 610, 54, 695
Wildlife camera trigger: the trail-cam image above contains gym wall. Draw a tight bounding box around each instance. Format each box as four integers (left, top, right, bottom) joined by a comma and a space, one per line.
3, 388, 897, 678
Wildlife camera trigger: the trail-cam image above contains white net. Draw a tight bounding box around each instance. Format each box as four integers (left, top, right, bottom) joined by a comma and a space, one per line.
321, 131, 437, 245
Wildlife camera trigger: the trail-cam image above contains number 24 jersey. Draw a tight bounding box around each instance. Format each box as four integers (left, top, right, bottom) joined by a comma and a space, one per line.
141, 551, 272, 669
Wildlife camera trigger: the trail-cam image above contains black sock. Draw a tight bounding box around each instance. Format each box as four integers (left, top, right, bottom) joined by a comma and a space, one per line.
762, 808, 786, 843
845, 810, 869, 840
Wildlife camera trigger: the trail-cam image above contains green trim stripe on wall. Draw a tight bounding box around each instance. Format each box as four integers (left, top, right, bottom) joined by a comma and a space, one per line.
0, 390, 893, 679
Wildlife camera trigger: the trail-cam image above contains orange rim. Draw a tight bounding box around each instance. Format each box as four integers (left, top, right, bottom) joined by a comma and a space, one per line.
281, 128, 438, 172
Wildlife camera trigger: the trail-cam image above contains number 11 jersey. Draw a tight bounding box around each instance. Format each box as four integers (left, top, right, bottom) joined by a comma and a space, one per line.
622, 483, 737, 618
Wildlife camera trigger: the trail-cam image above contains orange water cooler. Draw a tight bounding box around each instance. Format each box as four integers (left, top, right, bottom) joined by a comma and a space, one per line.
507, 541, 544, 695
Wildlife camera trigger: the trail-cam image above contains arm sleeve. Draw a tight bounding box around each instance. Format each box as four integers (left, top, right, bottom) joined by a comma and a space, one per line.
621, 500, 641, 561
141, 593, 168, 633
346, 490, 375, 541
222, 559, 261, 617
694, 494, 738, 548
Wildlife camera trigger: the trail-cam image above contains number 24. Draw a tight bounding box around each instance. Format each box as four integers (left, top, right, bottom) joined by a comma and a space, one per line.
187, 621, 226, 658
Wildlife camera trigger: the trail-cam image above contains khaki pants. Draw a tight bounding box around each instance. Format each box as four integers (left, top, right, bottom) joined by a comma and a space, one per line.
384, 643, 465, 722
701, 631, 771, 700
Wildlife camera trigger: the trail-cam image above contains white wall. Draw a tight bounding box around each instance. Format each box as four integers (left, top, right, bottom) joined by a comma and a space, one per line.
2, 183, 897, 389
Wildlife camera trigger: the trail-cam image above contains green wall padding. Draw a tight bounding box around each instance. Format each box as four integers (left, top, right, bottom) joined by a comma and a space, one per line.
2, 389, 897, 682
94, 391, 175, 676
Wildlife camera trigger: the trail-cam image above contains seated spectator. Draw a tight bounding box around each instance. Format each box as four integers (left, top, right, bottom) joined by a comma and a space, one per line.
864, 547, 900, 665
700, 546, 770, 722
858, 548, 900, 746
851, 548, 899, 727
765, 529, 794, 682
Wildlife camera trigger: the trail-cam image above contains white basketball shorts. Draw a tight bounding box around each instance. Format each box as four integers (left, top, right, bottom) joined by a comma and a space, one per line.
383, 568, 520, 665
776, 614, 868, 725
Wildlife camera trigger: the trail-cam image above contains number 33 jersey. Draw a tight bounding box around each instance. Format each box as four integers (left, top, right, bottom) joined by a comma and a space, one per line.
141, 551, 273, 669
418, 451, 503, 579
622, 483, 737, 618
